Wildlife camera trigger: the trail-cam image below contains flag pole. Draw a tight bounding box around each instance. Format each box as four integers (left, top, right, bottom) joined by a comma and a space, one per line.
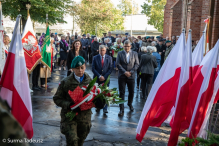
26, 4, 31, 88
45, 14, 48, 90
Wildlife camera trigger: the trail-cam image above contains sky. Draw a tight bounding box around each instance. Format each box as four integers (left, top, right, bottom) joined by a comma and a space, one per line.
74, 0, 146, 14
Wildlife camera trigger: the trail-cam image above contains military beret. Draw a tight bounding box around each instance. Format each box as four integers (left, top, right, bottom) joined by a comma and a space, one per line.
71, 56, 85, 68
146, 36, 150, 39
158, 39, 163, 42
156, 36, 160, 39
125, 33, 129, 35
166, 40, 171, 43
82, 34, 86, 37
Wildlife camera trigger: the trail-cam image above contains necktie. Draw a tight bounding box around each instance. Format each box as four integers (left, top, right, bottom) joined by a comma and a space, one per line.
101, 56, 104, 67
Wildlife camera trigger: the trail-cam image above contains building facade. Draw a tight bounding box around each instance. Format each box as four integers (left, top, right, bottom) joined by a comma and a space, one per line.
163, 0, 219, 49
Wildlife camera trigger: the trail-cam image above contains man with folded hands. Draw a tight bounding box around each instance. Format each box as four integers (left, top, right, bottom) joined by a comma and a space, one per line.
53, 56, 105, 146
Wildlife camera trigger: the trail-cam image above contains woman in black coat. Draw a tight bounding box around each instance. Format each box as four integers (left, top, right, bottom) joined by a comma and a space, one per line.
67, 39, 86, 76
59, 35, 69, 71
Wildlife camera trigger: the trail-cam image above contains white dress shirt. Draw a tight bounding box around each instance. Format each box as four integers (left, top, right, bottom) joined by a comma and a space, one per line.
125, 50, 131, 64
74, 73, 80, 83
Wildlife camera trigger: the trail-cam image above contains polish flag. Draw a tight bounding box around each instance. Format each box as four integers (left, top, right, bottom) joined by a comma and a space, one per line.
187, 39, 219, 139
0, 15, 33, 139
136, 30, 185, 142
168, 30, 193, 146
192, 34, 204, 79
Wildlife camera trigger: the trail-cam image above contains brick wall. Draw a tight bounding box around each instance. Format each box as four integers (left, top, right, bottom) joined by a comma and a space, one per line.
186, 0, 203, 41
200, 0, 210, 37
170, 0, 183, 37
211, 0, 219, 47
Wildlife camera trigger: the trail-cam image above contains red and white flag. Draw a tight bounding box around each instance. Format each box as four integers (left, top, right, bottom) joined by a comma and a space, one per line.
187, 39, 219, 139
22, 16, 41, 73
192, 34, 204, 79
168, 30, 193, 146
0, 3, 5, 74
136, 30, 185, 142
0, 15, 33, 139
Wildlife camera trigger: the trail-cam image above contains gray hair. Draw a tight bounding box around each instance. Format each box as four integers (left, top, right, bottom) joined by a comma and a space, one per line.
71, 35, 75, 37
124, 40, 131, 45
77, 36, 81, 39
61, 35, 65, 38
99, 45, 106, 51
116, 38, 121, 43
147, 46, 153, 52
151, 41, 157, 46
104, 38, 109, 42
141, 46, 147, 52
152, 46, 157, 52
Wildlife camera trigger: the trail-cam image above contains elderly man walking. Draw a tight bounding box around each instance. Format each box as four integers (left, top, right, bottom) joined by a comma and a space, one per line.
92, 45, 113, 114
116, 40, 139, 116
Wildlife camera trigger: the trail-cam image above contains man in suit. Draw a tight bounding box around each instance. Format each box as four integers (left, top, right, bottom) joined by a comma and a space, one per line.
156, 39, 166, 67
81, 34, 88, 62
87, 33, 92, 64
91, 37, 100, 57
107, 31, 115, 44
116, 40, 139, 116
92, 45, 113, 114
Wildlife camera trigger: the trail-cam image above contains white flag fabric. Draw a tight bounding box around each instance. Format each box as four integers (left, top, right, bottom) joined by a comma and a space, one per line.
0, 3, 5, 74
0, 15, 33, 139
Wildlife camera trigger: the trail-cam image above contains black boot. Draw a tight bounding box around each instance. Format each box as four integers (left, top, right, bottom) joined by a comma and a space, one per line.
128, 104, 134, 111
118, 104, 124, 116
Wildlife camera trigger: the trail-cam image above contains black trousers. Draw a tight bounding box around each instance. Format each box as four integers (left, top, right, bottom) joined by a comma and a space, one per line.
32, 64, 40, 87
83, 48, 88, 62
141, 73, 153, 98
88, 47, 92, 63
118, 76, 135, 110
137, 70, 141, 87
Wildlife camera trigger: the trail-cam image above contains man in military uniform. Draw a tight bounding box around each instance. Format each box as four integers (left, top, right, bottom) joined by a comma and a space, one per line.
165, 40, 174, 60
53, 56, 92, 146
142, 36, 151, 47
0, 97, 28, 146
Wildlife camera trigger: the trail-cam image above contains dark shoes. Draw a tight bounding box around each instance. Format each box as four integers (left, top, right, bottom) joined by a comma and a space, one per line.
103, 109, 108, 114
118, 110, 124, 116
128, 104, 134, 112
96, 108, 100, 112
32, 86, 40, 91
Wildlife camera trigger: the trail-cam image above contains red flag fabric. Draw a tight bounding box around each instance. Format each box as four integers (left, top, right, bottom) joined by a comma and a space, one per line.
168, 30, 193, 146
187, 39, 219, 139
136, 30, 185, 142
0, 15, 33, 139
22, 16, 42, 74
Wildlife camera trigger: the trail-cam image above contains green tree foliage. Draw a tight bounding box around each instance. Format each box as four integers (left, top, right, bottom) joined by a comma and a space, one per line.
141, 0, 166, 32
2, 0, 71, 27
72, 0, 124, 37
117, 0, 139, 16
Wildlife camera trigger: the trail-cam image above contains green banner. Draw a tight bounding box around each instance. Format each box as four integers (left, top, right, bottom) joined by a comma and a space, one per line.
41, 26, 51, 70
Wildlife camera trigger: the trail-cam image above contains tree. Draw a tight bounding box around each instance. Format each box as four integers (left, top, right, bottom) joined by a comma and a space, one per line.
141, 0, 166, 32
72, 0, 124, 37
117, 0, 139, 16
2, 0, 71, 30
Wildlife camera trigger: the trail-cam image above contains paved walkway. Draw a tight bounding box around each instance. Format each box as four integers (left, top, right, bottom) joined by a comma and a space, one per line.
30, 64, 187, 146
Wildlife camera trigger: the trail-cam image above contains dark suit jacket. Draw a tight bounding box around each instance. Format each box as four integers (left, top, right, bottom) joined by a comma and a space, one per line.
92, 54, 113, 83
156, 44, 166, 59
116, 50, 139, 79
139, 54, 158, 75
67, 49, 86, 70
91, 41, 100, 56
60, 40, 68, 52
81, 38, 88, 49
87, 38, 92, 47
137, 52, 146, 72
108, 36, 115, 43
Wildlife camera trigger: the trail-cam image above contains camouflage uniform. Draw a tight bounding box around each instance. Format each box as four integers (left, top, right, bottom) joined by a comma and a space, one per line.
142, 41, 151, 47
0, 97, 28, 146
165, 44, 174, 60
53, 72, 92, 146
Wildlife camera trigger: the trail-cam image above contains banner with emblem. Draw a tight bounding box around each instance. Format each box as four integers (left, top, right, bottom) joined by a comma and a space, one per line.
22, 16, 42, 74
41, 26, 51, 70
0, 2, 5, 75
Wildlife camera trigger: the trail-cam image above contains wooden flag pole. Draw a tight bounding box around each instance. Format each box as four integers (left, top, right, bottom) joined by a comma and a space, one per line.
45, 13, 48, 90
